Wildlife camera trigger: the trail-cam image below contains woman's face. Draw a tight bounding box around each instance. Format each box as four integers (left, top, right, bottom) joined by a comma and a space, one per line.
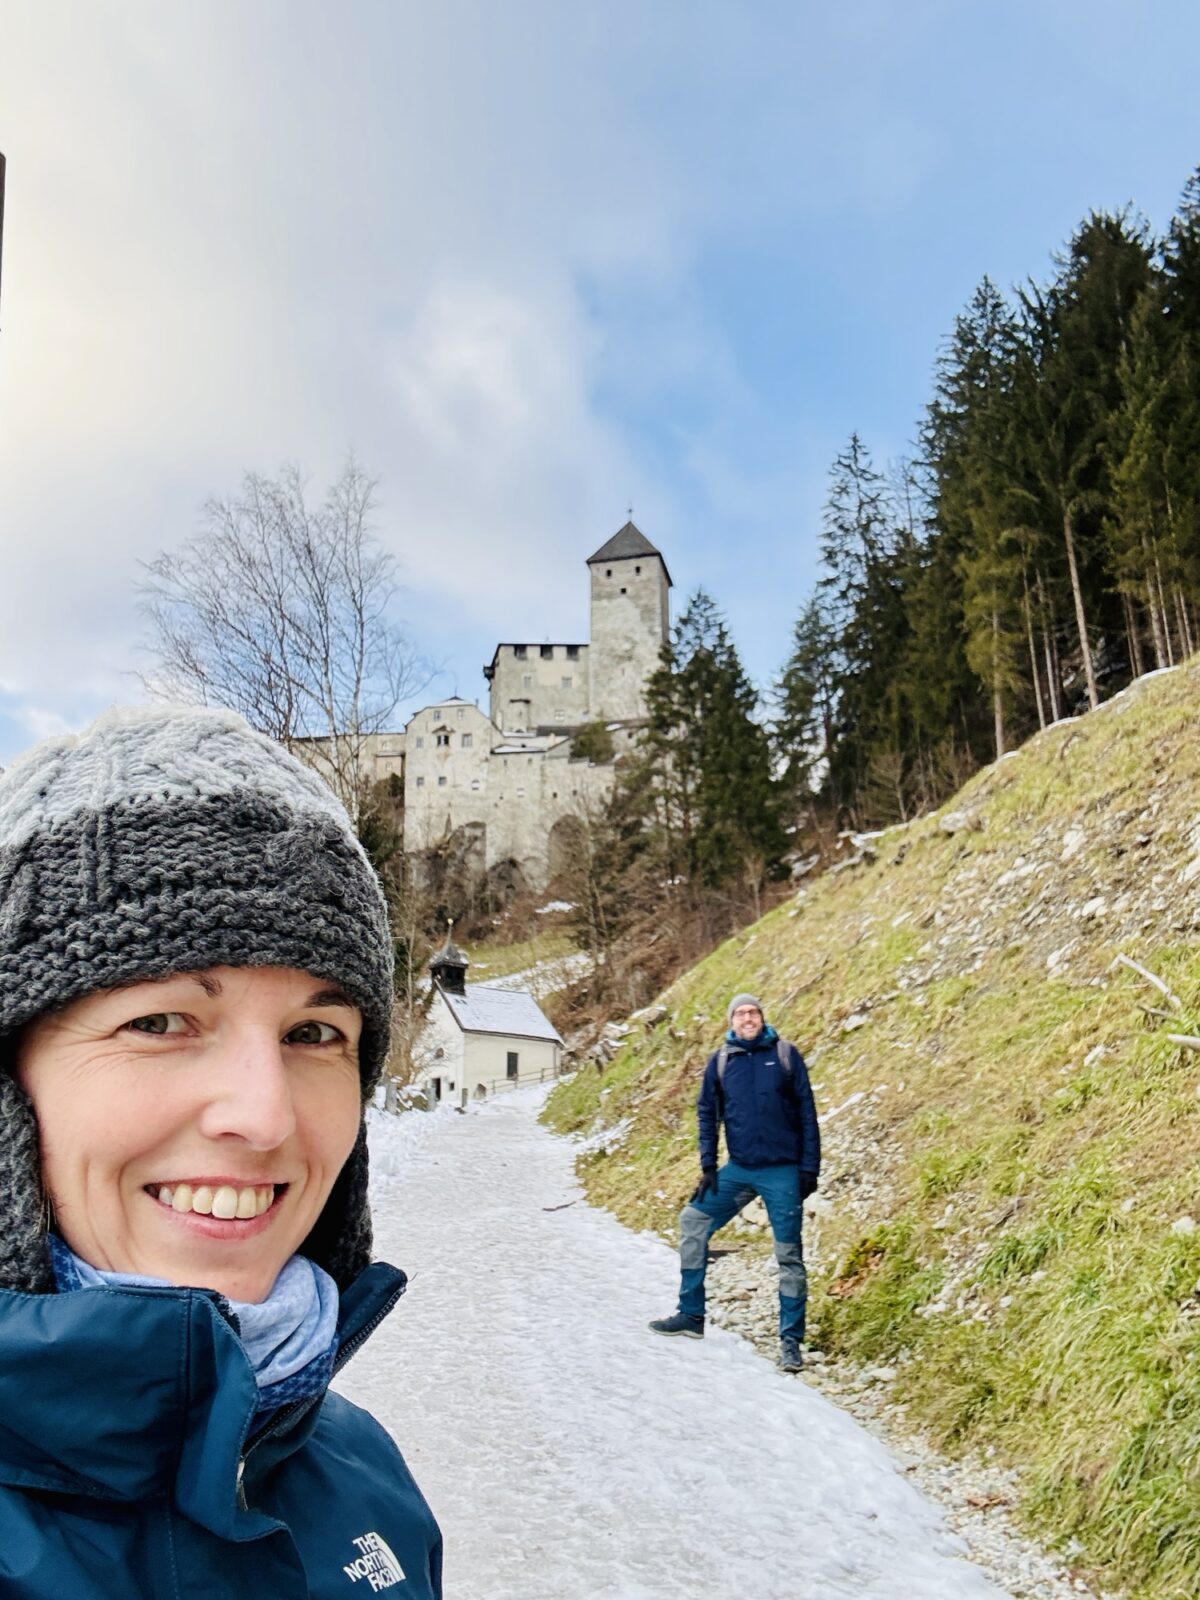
15, 965, 363, 1303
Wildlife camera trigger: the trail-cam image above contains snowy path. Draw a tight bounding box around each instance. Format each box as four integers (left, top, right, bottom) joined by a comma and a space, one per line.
338, 1088, 1013, 1600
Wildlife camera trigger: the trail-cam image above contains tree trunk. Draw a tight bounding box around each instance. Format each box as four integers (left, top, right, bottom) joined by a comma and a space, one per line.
1153, 552, 1174, 666
992, 610, 1005, 759
1143, 542, 1168, 669
1122, 590, 1145, 679
1062, 506, 1098, 708
1175, 587, 1194, 659
1036, 571, 1061, 723
1024, 578, 1046, 730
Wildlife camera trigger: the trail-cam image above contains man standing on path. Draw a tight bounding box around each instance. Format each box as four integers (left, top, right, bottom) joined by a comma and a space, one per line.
649, 993, 820, 1372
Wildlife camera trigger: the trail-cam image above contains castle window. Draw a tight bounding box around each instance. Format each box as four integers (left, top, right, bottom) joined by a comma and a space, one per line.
566, 645, 579, 660
471, 779, 480, 791
540, 645, 553, 659
522, 674, 532, 690
635, 564, 641, 574
561, 675, 572, 688
435, 732, 450, 747
432, 708, 442, 722
415, 736, 424, 749
514, 645, 527, 659
456, 708, 465, 721
620, 587, 627, 595
605, 568, 612, 577
437, 776, 447, 788
517, 786, 525, 797
462, 732, 473, 748
416, 776, 425, 789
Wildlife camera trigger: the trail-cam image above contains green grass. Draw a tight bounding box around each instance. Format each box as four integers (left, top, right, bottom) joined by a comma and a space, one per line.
543, 657, 1200, 1600
463, 929, 574, 980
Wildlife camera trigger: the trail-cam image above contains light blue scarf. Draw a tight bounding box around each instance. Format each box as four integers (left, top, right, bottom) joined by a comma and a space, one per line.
51, 1239, 339, 1395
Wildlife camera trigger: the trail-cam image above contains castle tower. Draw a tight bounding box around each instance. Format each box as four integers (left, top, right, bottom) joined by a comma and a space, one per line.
585, 521, 672, 723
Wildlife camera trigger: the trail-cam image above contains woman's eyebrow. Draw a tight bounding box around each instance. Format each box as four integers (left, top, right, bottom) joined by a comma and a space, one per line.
305, 987, 357, 1010
106, 971, 223, 998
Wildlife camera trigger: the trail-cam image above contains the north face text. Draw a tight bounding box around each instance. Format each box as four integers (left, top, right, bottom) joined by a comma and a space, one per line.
344, 1531, 406, 1590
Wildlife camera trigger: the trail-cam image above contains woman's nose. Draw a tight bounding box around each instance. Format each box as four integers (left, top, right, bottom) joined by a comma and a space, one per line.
198, 1034, 297, 1149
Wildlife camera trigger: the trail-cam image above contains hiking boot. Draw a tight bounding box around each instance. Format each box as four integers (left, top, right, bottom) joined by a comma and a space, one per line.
648, 1312, 705, 1338
777, 1337, 804, 1372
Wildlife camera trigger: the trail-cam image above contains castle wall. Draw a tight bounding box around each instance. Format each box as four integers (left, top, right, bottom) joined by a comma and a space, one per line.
587, 555, 669, 722
487, 643, 590, 733
403, 700, 494, 850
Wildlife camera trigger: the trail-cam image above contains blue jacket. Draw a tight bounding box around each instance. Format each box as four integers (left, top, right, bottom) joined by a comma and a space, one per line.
697, 1031, 821, 1175
0, 1261, 442, 1598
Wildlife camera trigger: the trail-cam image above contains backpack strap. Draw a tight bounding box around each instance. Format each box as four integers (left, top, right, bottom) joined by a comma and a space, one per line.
777, 1038, 795, 1085
716, 1043, 730, 1086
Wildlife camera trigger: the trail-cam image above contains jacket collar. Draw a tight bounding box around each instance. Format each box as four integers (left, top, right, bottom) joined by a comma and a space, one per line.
0, 1260, 405, 1536
724, 1023, 778, 1057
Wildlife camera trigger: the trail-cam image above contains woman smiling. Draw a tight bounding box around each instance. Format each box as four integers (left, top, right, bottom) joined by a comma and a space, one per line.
0, 706, 442, 1598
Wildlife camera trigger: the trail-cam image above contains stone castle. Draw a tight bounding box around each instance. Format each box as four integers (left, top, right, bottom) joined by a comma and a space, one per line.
388, 521, 672, 890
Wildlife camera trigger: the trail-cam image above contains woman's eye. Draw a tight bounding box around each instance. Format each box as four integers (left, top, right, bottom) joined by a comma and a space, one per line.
126, 1012, 189, 1036
286, 1020, 342, 1046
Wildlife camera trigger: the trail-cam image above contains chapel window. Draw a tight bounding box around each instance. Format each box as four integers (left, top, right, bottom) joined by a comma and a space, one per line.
435, 732, 450, 747
514, 645, 527, 659
541, 645, 553, 659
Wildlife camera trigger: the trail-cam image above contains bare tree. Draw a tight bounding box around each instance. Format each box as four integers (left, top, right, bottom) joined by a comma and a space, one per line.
139, 458, 426, 820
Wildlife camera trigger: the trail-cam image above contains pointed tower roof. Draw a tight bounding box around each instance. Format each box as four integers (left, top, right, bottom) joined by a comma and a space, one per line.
429, 925, 469, 994
586, 521, 672, 586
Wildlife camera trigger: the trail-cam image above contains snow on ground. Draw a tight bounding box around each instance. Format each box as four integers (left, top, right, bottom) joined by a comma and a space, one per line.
340, 1089, 1013, 1600
482, 950, 592, 1004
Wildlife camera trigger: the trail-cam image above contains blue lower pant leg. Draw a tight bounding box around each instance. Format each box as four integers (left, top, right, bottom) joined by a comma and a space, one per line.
775, 1239, 807, 1340
676, 1174, 747, 1320
756, 1164, 808, 1341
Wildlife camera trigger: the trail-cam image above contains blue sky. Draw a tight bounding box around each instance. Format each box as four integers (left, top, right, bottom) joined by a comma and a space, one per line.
2, 0, 1199, 764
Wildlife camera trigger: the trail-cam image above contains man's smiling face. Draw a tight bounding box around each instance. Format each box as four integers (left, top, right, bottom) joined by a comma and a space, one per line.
730, 1004, 763, 1040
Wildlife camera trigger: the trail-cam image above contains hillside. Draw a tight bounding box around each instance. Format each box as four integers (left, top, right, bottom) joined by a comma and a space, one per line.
544, 659, 1200, 1600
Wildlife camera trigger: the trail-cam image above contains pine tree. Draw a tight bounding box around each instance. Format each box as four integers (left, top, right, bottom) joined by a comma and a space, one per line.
644, 590, 785, 894
1017, 210, 1155, 707
774, 599, 837, 812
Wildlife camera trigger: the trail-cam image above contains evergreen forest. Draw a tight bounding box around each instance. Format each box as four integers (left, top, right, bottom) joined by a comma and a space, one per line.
778, 165, 1200, 833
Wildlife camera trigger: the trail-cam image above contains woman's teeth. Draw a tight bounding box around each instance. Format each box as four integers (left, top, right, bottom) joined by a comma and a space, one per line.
154, 1183, 274, 1219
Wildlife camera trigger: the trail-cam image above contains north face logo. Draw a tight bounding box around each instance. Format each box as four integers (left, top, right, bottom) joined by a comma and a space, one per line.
343, 1530, 406, 1590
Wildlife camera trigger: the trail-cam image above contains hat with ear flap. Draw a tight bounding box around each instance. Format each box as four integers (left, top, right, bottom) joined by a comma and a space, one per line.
0, 705, 394, 1295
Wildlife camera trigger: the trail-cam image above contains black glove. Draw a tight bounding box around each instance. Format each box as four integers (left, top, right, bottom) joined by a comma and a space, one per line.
799, 1170, 819, 1200
691, 1166, 719, 1202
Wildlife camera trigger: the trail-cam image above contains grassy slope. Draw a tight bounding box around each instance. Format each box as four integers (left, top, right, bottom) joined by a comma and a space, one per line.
460, 929, 573, 980
544, 662, 1200, 1600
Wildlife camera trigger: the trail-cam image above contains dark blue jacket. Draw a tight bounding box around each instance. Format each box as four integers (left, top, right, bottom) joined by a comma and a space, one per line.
0, 1261, 442, 1598
697, 1032, 821, 1175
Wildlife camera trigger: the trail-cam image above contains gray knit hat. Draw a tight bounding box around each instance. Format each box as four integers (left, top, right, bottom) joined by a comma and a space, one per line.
727, 992, 764, 1025
0, 705, 394, 1294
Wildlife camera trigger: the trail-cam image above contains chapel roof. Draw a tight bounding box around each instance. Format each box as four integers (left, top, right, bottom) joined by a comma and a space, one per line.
440, 983, 563, 1044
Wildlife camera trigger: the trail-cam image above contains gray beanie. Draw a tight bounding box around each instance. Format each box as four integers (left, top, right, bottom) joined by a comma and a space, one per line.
727, 992, 764, 1024
0, 705, 394, 1294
